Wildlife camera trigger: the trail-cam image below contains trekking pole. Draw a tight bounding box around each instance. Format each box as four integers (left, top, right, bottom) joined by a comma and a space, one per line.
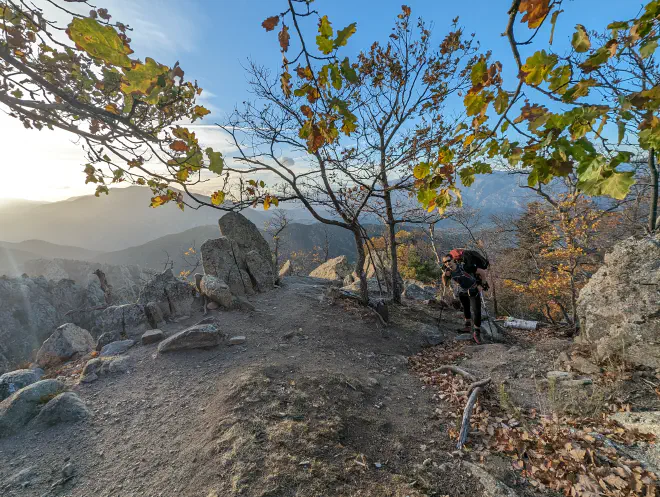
480, 289, 495, 338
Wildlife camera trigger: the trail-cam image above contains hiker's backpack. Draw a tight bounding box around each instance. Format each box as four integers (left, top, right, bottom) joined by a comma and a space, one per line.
449, 263, 478, 294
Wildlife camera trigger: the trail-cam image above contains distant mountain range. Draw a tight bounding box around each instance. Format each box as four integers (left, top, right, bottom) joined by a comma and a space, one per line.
0, 171, 535, 277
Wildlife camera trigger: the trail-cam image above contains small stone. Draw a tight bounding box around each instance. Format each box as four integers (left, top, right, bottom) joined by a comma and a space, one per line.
560, 378, 593, 388
61, 463, 74, 478
228, 336, 246, 346
366, 377, 379, 387
422, 458, 432, 467
546, 371, 573, 381
207, 301, 220, 311
141, 329, 164, 345
100, 340, 135, 357
374, 462, 382, 469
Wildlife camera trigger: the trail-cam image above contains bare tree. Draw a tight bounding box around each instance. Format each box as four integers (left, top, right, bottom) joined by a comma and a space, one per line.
264, 210, 290, 269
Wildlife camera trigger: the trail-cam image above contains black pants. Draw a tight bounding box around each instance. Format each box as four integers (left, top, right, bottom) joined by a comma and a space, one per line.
459, 291, 481, 328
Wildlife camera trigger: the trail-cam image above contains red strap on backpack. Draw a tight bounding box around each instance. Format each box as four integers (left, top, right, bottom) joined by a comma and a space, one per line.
449, 248, 464, 260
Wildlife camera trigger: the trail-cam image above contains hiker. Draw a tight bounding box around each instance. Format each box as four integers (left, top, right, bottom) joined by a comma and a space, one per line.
441, 249, 490, 344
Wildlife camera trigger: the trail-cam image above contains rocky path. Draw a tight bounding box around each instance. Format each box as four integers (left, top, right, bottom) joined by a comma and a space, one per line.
0, 277, 492, 497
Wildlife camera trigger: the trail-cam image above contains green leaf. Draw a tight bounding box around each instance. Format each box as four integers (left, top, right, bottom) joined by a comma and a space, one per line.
459, 167, 476, 187
334, 23, 356, 48
571, 24, 591, 53
547, 65, 571, 95
67, 17, 133, 68
640, 38, 658, 58
464, 91, 491, 117
473, 161, 492, 174
330, 62, 342, 90
316, 15, 334, 54
413, 162, 431, 180
580, 47, 612, 72
470, 57, 487, 87
521, 50, 558, 86
121, 57, 169, 95
617, 120, 626, 145
578, 171, 635, 200
206, 148, 224, 175
562, 78, 597, 102
316, 35, 334, 54
494, 90, 509, 115
340, 58, 358, 84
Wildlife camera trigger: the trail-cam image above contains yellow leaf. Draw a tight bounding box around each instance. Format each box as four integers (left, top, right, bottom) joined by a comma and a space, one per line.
211, 191, 225, 206
105, 103, 120, 114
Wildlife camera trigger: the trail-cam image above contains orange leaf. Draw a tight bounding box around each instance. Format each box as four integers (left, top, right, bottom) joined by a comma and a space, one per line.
169, 140, 189, 152
518, 0, 551, 29
262, 15, 279, 31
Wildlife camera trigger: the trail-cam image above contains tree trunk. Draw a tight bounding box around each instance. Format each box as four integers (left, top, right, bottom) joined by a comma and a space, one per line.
382, 188, 402, 303
650, 148, 658, 233
352, 227, 369, 305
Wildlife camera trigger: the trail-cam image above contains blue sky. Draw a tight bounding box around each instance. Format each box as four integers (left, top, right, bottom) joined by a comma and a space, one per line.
162, 0, 643, 118
0, 0, 643, 200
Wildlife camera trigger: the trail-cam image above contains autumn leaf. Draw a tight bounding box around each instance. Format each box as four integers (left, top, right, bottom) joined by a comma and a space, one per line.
67, 17, 133, 68
340, 58, 358, 84
316, 15, 334, 54
211, 191, 225, 206
518, 0, 551, 29
262, 16, 279, 31
121, 57, 169, 95
494, 90, 510, 115
521, 50, 557, 86
278, 24, 290, 52
105, 103, 120, 114
193, 106, 211, 118
169, 140, 189, 152
571, 24, 591, 53
413, 162, 430, 179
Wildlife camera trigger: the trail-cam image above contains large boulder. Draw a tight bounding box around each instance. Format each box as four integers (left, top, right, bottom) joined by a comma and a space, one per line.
309, 256, 353, 281
0, 370, 40, 401
577, 234, 660, 367
94, 303, 150, 336
0, 379, 64, 437
201, 237, 255, 296
138, 269, 194, 317
36, 323, 94, 368
30, 392, 90, 427
200, 275, 233, 309
245, 250, 275, 291
157, 322, 224, 353
219, 212, 274, 275
403, 283, 436, 301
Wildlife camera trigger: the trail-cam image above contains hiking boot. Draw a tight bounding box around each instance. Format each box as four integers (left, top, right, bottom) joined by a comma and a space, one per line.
472, 326, 482, 345
461, 320, 472, 333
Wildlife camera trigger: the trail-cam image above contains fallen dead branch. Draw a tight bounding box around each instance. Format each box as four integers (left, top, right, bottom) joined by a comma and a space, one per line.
457, 377, 491, 449
432, 365, 477, 383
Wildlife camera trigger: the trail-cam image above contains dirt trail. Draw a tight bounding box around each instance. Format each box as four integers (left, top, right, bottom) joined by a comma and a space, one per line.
0, 277, 490, 497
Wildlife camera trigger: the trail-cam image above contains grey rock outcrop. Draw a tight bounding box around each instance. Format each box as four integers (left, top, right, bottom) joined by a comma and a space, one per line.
200, 275, 233, 308
80, 355, 132, 383
22, 258, 152, 303
157, 322, 224, 353
309, 256, 353, 281
245, 250, 275, 291
403, 283, 436, 301
201, 237, 255, 296
99, 339, 135, 357
219, 212, 274, 275
36, 323, 94, 368
0, 369, 39, 401
138, 269, 194, 317
577, 234, 660, 367
30, 392, 90, 427
0, 379, 64, 437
